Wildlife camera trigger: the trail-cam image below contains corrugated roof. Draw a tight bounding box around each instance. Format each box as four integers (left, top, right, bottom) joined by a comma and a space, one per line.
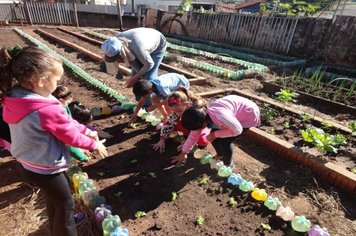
236, 0, 265, 10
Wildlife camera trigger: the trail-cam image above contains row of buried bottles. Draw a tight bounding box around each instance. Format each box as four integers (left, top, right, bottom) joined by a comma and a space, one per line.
199, 154, 330, 236
67, 166, 129, 236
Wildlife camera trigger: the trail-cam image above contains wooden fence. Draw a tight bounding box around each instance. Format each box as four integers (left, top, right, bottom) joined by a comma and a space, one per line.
162, 12, 299, 54
0, 2, 73, 25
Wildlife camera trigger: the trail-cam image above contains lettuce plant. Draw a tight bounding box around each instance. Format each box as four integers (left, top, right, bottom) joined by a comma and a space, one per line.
275, 88, 299, 104
301, 128, 347, 154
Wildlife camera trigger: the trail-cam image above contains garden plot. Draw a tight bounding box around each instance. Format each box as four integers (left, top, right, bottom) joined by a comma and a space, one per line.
0, 27, 355, 235
164, 33, 306, 69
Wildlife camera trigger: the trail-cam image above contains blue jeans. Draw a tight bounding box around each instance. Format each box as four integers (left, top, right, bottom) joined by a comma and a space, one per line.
144, 49, 166, 81
134, 49, 166, 107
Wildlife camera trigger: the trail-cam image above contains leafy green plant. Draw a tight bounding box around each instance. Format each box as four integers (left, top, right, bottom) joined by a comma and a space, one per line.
114, 191, 123, 198
199, 177, 209, 185
228, 197, 238, 207
135, 211, 146, 218
283, 122, 290, 129
321, 120, 333, 129
196, 215, 204, 225
349, 120, 356, 136
261, 223, 272, 231
300, 113, 312, 122
148, 172, 157, 178
301, 128, 347, 154
176, 0, 192, 13
275, 88, 299, 104
261, 106, 275, 124
172, 192, 178, 201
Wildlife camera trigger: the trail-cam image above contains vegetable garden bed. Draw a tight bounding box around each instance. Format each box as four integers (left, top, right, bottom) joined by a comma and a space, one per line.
0, 27, 355, 236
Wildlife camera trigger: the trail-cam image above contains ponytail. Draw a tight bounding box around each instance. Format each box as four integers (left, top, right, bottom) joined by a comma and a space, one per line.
177, 86, 206, 107
0, 46, 61, 104
0, 46, 21, 103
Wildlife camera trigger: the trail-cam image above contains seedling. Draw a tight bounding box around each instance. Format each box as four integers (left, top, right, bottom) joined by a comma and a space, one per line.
261, 223, 271, 231
97, 171, 106, 177
114, 191, 123, 198
321, 120, 333, 129
130, 123, 139, 129
199, 177, 209, 185
300, 113, 312, 122
283, 122, 290, 129
275, 88, 299, 104
135, 211, 146, 218
228, 197, 238, 207
301, 128, 347, 154
349, 120, 356, 136
261, 106, 275, 124
148, 172, 157, 178
171, 192, 178, 201
196, 215, 204, 226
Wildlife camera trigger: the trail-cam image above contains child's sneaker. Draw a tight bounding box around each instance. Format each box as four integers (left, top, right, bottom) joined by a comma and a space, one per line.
229, 161, 235, 170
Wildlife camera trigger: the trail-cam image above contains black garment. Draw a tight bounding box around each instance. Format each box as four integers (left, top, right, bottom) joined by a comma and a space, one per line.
16, 163, 77, 236
211, 128, 249, 166
0, 107, 11, 143
211, 136, 237, 166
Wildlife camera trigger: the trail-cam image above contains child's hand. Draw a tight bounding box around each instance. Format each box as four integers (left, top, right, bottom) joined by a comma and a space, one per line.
87, 130, 99, 141
95, 139, 108, 158
171, 152, 187, 164
128, 115, 137, 126
177, 143, 184, 152
152, 140, 166, 153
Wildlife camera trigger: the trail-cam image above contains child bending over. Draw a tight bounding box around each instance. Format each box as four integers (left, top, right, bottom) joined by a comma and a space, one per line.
172, 95, 260, 167
152, 88, 209, 153
129, 73, 189, 124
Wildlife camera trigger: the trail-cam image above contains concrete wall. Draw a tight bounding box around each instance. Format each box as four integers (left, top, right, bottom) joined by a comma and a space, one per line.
289, 16, 356, 68
153, 10, 356, 68
77, 11, 139, 28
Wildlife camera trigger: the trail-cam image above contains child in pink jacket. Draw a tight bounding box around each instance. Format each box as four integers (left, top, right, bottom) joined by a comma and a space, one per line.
172, 95, 260, 167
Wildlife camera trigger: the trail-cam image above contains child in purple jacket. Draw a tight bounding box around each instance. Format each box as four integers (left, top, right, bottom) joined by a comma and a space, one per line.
171, 95, 260, 167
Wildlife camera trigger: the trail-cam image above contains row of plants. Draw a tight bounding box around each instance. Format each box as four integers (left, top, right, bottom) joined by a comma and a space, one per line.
164, 51, 249, 80
274, 68, 356, 107
167, 41, 269, 72
164, 34, 306, 67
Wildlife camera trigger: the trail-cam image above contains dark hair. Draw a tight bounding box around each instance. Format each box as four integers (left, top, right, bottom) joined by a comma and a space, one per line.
181, 106, 208, 130
0, 46, 62, 103
68, 101, 93, 125
167, 86, 206, 107
132, 80, 152, 97
52, 85, 73, 100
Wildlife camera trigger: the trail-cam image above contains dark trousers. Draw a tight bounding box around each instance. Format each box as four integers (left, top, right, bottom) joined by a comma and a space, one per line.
211, 136, 238, 166
0, 107, 11, 143
16, 163, 77, 236
211, 128, 248, 166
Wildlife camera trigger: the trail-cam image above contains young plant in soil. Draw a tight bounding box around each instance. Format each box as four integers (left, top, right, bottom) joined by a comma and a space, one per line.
196, 215, 205, 226
275, 88, 299, 104
301, 127, 347, 154
349, 120, 356, 136
171, 192, 178, 201
261, 104, 276, 124
135, 211, 146, 219
228, 197, 238, 207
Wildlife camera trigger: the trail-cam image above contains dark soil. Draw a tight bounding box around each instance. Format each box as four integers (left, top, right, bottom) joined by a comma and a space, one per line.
0, 27, 355, 236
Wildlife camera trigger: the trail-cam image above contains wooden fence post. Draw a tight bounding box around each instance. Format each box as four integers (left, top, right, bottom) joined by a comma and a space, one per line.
24, 0, 33, 26
57, 3, 62, 26
72, 2, 79, 27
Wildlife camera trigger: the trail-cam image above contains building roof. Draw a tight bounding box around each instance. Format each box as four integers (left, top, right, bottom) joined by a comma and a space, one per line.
236, 0, 265, 10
